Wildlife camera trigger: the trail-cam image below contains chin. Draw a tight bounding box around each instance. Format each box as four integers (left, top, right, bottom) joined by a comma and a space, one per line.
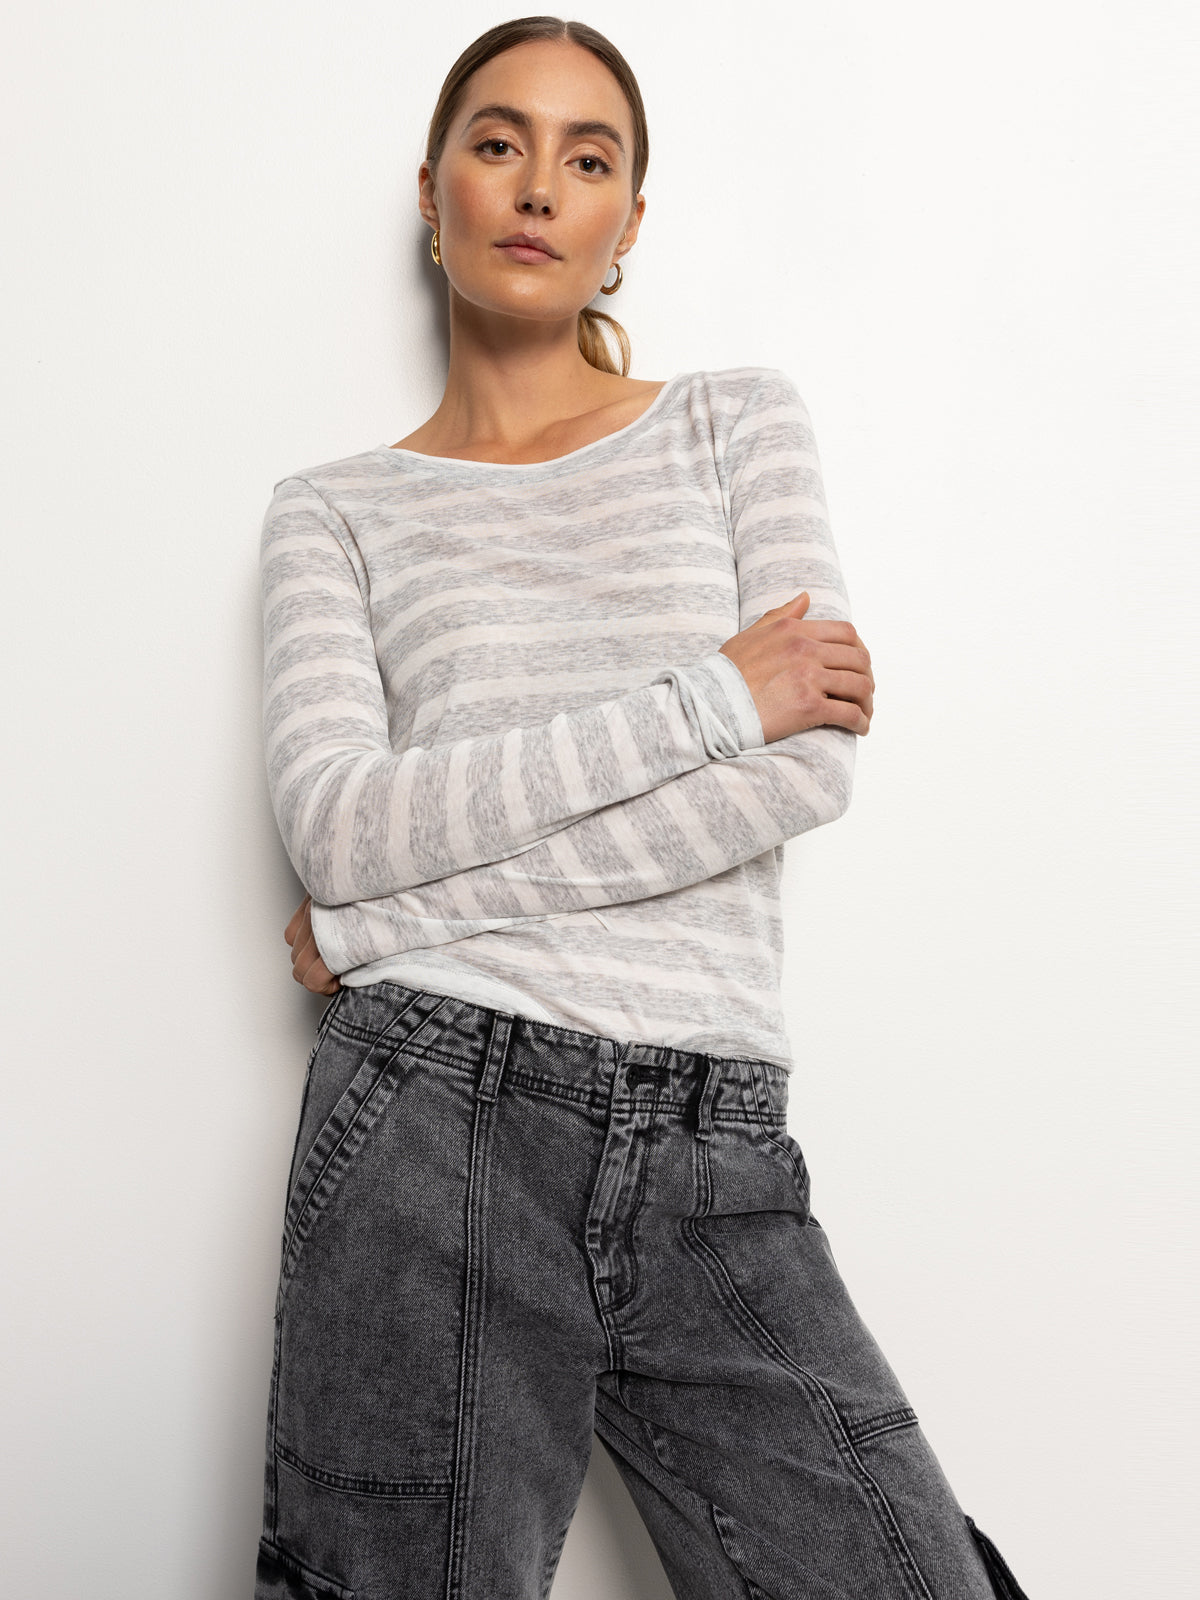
468, 284, 579, 321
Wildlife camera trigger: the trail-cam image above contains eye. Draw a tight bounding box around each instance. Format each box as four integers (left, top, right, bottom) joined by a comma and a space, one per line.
474, 138, 612, 175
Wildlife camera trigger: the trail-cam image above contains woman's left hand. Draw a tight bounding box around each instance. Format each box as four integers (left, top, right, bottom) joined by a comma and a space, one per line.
285, 893, 341, 995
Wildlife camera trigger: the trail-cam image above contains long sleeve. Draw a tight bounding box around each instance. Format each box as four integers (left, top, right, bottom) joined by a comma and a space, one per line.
310, 370, 858, 974
261, 475, 766, 906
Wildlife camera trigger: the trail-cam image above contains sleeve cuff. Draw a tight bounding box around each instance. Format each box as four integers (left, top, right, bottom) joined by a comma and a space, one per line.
653, 650, 765, 758
698, 650, 766, 750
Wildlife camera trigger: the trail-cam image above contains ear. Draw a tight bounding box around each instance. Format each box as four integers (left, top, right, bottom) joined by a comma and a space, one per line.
616, 193, 647, 260
418, 160, 439, 229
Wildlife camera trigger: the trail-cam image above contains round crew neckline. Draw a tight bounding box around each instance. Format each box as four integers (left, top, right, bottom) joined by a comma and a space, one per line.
372, 371, 689, 471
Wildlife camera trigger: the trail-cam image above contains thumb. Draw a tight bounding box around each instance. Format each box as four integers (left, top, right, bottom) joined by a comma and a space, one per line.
763, 590, 810, 620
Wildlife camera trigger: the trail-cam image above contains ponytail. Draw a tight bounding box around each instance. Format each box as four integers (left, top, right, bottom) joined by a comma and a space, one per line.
578, 304, 632, 376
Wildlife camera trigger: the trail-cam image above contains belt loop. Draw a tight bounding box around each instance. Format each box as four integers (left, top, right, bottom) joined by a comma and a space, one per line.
747, 1057, 772, 1124
476, 1011, 512, 1105
695, 1058, 722, 1141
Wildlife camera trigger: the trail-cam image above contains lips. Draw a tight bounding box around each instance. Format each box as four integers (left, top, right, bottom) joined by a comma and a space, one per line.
495, 233, 560, 259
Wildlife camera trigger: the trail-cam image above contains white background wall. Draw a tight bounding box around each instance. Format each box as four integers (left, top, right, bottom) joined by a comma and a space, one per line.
2, 2, 1193, 1595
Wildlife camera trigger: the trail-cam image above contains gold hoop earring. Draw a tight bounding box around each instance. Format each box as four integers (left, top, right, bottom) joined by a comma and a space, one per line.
430, 228, 442, 267
600, 259, 623, 295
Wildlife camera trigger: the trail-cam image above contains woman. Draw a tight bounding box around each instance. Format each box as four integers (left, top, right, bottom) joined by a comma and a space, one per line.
255, 16, 1030, 1600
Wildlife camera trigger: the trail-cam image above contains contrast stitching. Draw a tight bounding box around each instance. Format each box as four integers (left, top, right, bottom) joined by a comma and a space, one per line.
848, 1406, 921, 1444
276, 1441, 451, 1498
446, 1067, 501, 1594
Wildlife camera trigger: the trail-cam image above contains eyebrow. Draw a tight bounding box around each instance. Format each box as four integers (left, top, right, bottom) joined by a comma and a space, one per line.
462, 102, 627, 159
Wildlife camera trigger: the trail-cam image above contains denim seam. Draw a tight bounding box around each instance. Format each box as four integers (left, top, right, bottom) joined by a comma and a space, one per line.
680, 1217, 937, 1600
326, 1014, 429, 1047
492, 1067, 599, 1108
446, 1071, 504, 1595
848, 1406, 921, 1444
275, 1440, 452, 1498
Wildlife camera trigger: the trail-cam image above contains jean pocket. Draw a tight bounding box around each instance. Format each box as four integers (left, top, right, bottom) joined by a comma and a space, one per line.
276, 992, 452, 1312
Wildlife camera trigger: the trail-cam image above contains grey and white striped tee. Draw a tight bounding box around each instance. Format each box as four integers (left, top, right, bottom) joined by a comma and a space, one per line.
259, 366, 856, 1071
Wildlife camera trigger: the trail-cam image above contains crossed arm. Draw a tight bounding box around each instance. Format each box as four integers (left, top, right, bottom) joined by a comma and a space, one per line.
271, 371, 866, 990
262, 479, 766, 909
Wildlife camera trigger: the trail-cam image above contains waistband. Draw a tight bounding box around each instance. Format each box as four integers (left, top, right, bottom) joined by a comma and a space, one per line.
322, 979, 790, 1132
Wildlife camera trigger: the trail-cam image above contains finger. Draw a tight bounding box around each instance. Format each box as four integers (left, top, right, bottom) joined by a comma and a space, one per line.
292, 929, 320, 984
820, 666, 875, 707
293, 962, 339, 996
284, 894, 311, 943
810, 694, 872, 736
795, 639, 873, 684
785, 619, 861, 648
293, 930, 338, 995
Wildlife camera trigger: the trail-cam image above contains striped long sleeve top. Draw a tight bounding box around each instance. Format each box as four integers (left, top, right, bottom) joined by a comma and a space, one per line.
259, 366, 856, 1070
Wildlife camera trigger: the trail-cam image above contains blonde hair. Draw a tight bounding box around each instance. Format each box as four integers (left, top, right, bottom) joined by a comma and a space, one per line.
424, 15, 649, 376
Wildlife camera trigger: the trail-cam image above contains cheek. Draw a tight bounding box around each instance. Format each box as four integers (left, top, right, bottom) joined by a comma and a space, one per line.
571, 201, 630, 261
445, 172, 498, 228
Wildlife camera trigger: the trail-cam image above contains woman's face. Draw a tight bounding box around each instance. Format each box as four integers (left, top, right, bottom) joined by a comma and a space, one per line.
420, 38, 644, 323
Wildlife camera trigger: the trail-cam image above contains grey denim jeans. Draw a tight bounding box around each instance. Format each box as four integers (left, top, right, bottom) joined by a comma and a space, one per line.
254, 981, 1030, 1600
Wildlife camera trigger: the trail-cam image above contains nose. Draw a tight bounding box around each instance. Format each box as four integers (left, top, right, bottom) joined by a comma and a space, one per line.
517, 152, 556, 217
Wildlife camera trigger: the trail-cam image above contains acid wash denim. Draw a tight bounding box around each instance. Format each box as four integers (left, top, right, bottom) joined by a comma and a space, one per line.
254, 981, 1031, 1600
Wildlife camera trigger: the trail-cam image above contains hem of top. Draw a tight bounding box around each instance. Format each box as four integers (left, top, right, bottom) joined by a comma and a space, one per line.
369, 370, 691, 472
